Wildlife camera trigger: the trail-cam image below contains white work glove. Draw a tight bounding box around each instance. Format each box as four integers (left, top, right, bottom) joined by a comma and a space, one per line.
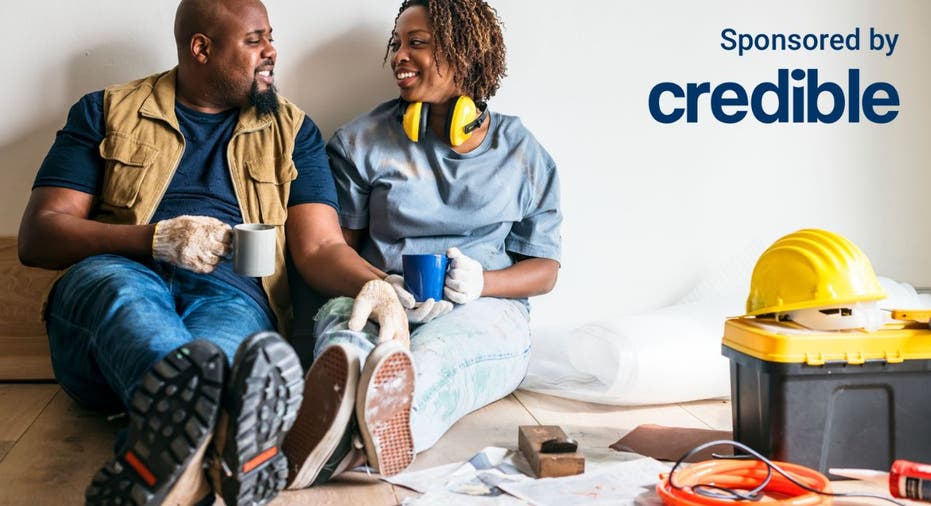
384, 274, 453, 324
444, 247, 484, 304
152, 215, 232, 274
348, 279, 411, 348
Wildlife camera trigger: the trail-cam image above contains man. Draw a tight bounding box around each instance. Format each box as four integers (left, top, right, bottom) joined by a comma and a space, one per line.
18, 0, 408, 504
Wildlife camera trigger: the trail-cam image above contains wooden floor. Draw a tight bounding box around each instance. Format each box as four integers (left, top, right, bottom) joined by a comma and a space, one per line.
0, 384, 731, 505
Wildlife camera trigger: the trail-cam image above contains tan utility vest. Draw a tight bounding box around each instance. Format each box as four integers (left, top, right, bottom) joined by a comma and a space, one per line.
94, 68, 304, 337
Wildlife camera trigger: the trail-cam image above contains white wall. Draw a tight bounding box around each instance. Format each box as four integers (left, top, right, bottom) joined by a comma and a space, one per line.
3, 1, 929, 327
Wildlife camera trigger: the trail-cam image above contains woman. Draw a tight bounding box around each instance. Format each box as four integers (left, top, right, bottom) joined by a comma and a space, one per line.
283, 0, 562, 487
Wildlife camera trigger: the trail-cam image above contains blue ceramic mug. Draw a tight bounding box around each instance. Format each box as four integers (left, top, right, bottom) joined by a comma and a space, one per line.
402, 254, 449, 302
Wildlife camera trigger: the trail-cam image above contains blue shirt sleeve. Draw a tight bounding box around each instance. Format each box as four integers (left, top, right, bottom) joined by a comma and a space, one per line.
33, 91, 106, 194
287, 117, 339, 210
505, 159, 563, 263
326, 130, 371, 230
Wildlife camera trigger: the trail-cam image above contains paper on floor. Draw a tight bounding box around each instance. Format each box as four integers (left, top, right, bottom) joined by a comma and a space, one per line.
389, 447, 532, 504
498, 457, 670, 506
389, 446, 669, 506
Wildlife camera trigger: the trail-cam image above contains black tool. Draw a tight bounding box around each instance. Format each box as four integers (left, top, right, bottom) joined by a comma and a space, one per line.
540, 437, 579, 454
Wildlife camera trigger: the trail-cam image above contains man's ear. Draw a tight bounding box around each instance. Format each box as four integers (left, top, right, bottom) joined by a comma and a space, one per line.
191, 33, 211, 64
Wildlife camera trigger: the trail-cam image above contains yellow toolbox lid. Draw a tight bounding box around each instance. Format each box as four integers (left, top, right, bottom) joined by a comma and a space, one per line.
723, 317, 931, 365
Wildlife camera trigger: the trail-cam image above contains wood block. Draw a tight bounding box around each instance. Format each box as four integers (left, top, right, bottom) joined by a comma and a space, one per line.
518, 425, 585, 478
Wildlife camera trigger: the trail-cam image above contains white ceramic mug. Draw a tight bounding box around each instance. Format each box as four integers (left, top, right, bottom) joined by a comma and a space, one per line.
233, 224, 276, 277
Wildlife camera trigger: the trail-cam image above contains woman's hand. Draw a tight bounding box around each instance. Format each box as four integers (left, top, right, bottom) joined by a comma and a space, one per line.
444, 247, 484, 304
384, 274, 453, 323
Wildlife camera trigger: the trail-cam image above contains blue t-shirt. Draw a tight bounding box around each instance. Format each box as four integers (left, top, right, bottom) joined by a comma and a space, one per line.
328, 99, 562, 303
34, 91, 338, 322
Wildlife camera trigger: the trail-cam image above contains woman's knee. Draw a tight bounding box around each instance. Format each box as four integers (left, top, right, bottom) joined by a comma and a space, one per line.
312, 296, 377, 339
312, 297, 380, 359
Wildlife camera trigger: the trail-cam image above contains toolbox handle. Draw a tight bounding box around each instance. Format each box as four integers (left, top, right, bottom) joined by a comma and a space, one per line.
805, 352, 825, 366
888, 309, 931, 324
805, 352, 904, 366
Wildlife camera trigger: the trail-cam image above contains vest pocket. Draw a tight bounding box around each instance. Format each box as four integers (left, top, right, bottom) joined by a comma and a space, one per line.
98, 134, 158, 208
245, 157, 297, 225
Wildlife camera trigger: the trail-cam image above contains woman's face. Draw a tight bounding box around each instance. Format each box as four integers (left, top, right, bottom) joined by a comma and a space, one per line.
388, 6, 459, 103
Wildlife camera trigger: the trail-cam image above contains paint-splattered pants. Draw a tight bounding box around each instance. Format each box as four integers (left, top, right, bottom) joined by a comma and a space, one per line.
312, 296, 531, 452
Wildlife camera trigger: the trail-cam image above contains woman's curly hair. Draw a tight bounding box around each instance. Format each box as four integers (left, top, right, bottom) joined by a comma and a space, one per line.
385, 0, 507, 102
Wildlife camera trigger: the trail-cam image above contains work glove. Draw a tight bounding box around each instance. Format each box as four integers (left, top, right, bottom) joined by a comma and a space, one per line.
444, 247, 484, 304
152, 215, 232, 274
384, 274, 453, 324
348, 279, 411, 348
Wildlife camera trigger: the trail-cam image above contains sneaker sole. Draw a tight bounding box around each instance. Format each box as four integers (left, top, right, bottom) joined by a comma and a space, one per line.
284, 343, 359, 489
356, 342, 415, 477
86, 340, 225, 506
218, 331, 304, 506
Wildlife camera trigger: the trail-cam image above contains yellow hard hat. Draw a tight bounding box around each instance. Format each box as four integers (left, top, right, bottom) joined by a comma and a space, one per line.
745, 229, 886, 316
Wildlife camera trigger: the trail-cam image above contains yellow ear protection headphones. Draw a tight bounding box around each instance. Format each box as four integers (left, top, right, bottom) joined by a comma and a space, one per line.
400, 96, 488, 147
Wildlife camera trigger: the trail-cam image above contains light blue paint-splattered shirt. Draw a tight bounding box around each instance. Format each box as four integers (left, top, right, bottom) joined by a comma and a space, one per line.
327, 98, 562, 279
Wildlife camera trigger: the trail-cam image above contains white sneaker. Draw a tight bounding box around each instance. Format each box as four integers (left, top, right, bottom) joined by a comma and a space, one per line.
356, 340, 416, 476
283, 344, 359, 489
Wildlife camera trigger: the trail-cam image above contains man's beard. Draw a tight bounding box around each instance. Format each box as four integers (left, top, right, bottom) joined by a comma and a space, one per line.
249, 80, 279, 115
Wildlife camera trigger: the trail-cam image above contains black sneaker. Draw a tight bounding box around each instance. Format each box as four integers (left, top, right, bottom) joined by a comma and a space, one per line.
309, 416, 364, 486
283, 343, 359, 489
85, 340, 225, 506
212, 331, 304, 506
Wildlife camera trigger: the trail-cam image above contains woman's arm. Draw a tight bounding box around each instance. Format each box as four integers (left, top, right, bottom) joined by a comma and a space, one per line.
482, 256, 559, 299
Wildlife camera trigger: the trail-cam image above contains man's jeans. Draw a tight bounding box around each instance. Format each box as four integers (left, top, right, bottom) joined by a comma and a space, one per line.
47, 254, 274, 412
312, 296, 531, 452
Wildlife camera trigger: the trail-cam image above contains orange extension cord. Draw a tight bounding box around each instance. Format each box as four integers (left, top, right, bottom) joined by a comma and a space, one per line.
656, 458, 833, 506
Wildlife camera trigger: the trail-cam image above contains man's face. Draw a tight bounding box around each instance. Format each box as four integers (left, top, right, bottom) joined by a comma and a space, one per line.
207, 0, 277, 112
388, 6, 459, 104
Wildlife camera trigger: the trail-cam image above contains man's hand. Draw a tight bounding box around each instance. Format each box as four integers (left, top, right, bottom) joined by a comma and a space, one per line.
152, 215, 232, 273
384, 274, 453, 324
348, 279, 411, 347
444, 247, 483, 304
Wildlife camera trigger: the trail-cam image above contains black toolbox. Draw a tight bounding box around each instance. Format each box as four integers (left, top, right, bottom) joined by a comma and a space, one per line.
722, 317, 931, 475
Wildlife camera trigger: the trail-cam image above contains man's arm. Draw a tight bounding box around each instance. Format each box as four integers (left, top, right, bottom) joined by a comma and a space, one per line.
18, 187, 155, 269
286, 202, 410, 345
285, 202, 385, 297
